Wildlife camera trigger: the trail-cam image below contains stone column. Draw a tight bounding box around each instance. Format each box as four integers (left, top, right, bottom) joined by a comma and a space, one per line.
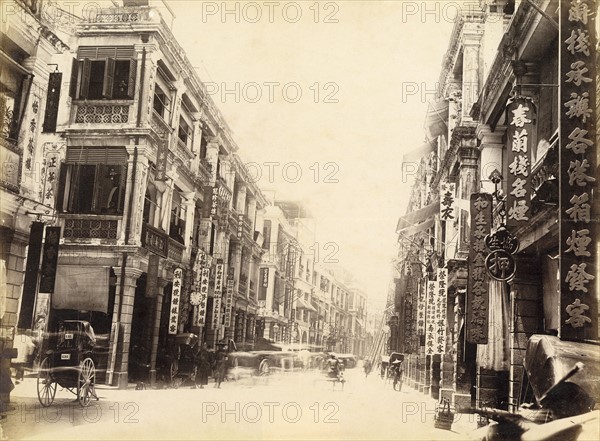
206, 139, 220, 185
247, 196, 257, 233
181, 192, 196, 260
477, 125, 506, 194
122, 145, 150, 245
111, 266, 143, 389
461, 22, 483, 124
456, 129, 480, 256
149, 277, 168, 386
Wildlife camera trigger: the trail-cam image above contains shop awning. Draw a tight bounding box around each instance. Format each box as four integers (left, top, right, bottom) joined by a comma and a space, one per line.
424, 99, 449, 140
524, 335, 600, 404
402, 142, 436, 163
396, 201, 440, 232
397, 217, 435, 237
53, 266, 109, 313
296, 297, 316, 312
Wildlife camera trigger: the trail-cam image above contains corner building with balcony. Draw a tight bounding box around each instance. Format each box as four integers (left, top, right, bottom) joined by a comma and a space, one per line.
6, 1, 267, 389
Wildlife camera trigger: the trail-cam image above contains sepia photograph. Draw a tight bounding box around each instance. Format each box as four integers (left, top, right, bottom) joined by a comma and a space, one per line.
0, 0, 599, 439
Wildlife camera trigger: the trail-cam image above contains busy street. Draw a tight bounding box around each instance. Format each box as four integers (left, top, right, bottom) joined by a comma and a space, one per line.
3, 363, 480, 440
1, 0, 600, 440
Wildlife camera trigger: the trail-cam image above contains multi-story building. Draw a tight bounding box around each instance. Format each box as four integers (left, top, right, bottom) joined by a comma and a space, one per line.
394, 0, 598, 421
1, 0, 268, 389
1, 0, 71, 405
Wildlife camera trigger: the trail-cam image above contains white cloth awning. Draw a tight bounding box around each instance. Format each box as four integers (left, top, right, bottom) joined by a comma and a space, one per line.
53, 266, 109, 313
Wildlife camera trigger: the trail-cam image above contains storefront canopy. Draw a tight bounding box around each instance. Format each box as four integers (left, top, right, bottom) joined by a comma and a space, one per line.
424, 99, 449, 140
524, 335, 600, 404
396, 201, 440, 232
296, 297, 316, 312
53, 266, 109, 313
402, 142, 436, 164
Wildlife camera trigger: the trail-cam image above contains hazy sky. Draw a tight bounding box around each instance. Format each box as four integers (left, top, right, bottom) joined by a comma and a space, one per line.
162, 1, 455, 310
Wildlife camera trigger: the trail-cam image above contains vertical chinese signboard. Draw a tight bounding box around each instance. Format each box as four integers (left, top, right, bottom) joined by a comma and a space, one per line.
506, 97, 535, 229
417, 282, 426, 337
212, 262, 224, 330
169, 268, 183, 335
425, 280, 437, 356
466, 194, 492, 344
224, 279, 234, 328
39, 226, 61, 293
195, 251, 210, 327
237, 214, 244, 239
440, 183, 456, 221
436, 267, 448, 354
559, 0, 597, 341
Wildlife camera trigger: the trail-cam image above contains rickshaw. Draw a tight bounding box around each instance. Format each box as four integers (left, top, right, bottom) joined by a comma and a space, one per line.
161, 333, 199, 386
36, 320, 99, 407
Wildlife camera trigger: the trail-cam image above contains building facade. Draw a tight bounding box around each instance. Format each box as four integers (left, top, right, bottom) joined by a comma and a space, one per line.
393, 0, 598, 422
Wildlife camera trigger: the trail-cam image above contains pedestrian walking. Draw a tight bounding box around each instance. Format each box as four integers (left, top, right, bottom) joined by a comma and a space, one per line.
193, 343, 211, 389
213, 347, 228, 388
12, 331, 35, 383
363, 359, 372, 378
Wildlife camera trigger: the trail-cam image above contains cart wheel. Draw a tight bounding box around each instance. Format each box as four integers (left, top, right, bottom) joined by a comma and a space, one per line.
37, 358, 57, 407
258, 359, 270, 376
78, 357, 96, 407
169, 360, 178, 383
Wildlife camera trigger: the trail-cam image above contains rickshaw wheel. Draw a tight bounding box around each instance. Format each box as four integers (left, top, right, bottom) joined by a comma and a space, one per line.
169, 360, 178, 383
78, 357, 96, 407
37, 358, 57, 407
258, 359, 270, 376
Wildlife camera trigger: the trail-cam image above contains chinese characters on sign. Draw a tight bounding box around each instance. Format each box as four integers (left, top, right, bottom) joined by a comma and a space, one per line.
169, 268, 183, 335
261, 267, 269, 288
195, 250, 209, 327
425, 280, 438, 356
440, 183, 456, 221
39, 227, 61, 293
417, 283, 426, 336
435, 268, 447, 354
237, 214, 244, 239
559, 0, 597, 341
212, 262, 224, 329
224, 279, 234, 328
467, 194, 492, 344
505, 97, 535, 229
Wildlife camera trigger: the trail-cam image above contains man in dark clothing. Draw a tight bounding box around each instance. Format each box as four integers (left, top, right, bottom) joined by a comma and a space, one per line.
193, 343, 211, 389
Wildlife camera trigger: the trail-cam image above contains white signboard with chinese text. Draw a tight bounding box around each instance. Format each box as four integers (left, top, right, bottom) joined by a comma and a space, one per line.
169, 268, 183, 335
435, 268, 448, 354
440, 183, 456, 221
425, 280, 437, 356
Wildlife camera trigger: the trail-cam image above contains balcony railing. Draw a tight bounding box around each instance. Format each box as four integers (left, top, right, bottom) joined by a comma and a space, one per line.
61, 215, 121, 241
142, 223, 168, 257
73, 101, 132, 124
168, 238, 185, 262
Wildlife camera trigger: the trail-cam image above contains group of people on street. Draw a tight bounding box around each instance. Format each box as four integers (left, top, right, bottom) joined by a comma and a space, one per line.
192, 343, 229, 389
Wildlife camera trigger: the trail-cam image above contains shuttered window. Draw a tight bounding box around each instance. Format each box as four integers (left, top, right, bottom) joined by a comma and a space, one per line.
66, 147, 128, 164
70, 46, 137, 100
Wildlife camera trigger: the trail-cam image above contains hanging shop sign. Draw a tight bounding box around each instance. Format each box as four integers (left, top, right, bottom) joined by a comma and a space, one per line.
505, 96, 535, 229
485, 226, 519, 282
237, 214, 244, 239
39, 226, 61, 293
559, 0, 597, 341
211, 262, 225, 330
224, 279, 234, 328
417, 282, 426, 336
210, 185, 219, 218
425, 280, 437, 356
466, 193, 492, 344
155, 140, 168, 181
169, 268, 183, 335
435, 268, 448, 355
439, 183, 456, 221
261, 267, 269, 288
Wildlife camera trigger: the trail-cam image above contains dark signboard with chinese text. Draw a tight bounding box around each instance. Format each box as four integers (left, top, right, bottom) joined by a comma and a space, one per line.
506, 97, 535, 229
466, 193, 492, 344
39, 227, 61, 293
559, 0, 597, 341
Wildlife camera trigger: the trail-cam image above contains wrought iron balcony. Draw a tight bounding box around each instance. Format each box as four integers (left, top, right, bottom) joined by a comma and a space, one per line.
60, 214, 121, 241
73, 101, 132, 124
